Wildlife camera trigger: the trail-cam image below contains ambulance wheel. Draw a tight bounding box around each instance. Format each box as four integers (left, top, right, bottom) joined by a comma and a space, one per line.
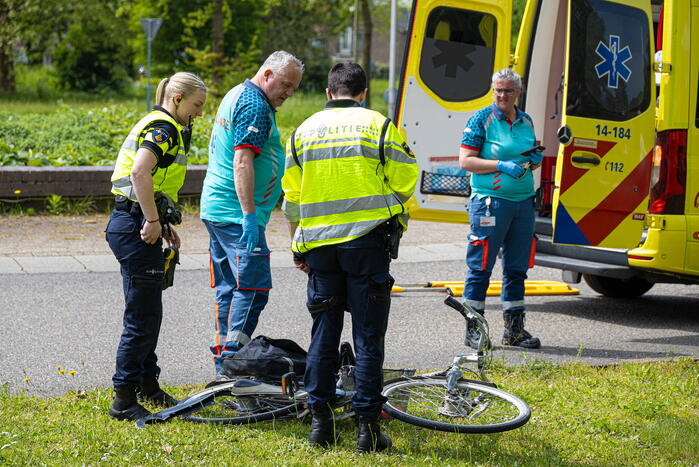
582, 274, 654, 298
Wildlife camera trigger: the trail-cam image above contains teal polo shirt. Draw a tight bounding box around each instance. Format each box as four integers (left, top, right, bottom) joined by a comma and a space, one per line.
201, 79, 284, 226
461, 104, 536, 202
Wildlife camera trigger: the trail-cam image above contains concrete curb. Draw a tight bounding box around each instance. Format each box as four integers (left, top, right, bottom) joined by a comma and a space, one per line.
0, 243, 464, 275
0, 165, 208, 198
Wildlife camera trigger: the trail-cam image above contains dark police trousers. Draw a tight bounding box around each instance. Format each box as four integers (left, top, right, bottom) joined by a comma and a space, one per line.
106, 209, 164, 388
303, 226, 394, 418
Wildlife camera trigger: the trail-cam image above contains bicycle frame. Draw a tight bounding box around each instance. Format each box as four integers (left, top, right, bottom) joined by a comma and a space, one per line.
442, 296, 493, 383
138, 299, 496, 429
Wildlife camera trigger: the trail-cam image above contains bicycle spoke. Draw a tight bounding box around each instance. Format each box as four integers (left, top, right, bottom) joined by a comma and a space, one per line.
192, 391, 295, 420
383, 378, 529, 431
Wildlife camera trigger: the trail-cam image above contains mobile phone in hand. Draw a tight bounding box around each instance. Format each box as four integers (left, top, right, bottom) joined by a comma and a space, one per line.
520, 145, 546, 157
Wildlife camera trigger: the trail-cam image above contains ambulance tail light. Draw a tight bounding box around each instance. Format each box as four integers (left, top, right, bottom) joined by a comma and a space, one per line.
648, 130, 687, 214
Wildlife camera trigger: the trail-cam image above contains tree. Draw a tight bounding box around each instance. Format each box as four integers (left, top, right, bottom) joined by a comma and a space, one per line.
53, 2, 134, 92
260, 0, 352, 91
0, 0, 71, 93
121, 0, 266, 97
211, 0, 224, 89
181, 0, 265, 97
358, 0, 373, 107
0, 2, 15, 93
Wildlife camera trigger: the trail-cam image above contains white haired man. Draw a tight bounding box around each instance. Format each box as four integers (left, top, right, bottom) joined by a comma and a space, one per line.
200, 51, 304, 375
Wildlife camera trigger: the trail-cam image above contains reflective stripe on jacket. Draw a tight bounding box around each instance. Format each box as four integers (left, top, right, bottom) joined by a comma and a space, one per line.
111, 110, 186, 202
281, 101, 419, 253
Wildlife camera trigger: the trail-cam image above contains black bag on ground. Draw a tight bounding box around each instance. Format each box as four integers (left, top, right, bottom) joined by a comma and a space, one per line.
219, 336, 307, 382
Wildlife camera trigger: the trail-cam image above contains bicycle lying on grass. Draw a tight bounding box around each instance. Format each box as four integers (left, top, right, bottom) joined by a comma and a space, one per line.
138, 297, 531, 433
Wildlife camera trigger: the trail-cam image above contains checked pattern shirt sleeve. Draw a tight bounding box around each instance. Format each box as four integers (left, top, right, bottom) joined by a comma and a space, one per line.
460, 108, 489, 151
233, 95, 273, 155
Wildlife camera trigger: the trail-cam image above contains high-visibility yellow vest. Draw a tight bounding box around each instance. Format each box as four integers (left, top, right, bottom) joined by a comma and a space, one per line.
281, 102, 419, 253
111, 110, 187, 202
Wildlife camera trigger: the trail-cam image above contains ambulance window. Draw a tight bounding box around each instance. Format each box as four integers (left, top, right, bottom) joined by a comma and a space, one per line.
566, 0, 651, 121
419, 7, 496, 102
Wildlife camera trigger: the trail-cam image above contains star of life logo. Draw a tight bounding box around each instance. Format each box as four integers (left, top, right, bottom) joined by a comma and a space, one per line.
594, 35, 632, 89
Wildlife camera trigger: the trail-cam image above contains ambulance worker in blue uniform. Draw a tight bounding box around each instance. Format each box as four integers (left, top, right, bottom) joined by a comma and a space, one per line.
107, 72, 207, 420
200, 51, 304, 375
459, 68, 542, 349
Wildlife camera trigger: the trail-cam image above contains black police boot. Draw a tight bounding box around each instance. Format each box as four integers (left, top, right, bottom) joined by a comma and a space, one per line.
466, 309, 487, 350
309, 407, 340, 448
139, 380, 179, 408
357, 417, 392, 453
109, 385, 152, 421
502, 311, 541, 349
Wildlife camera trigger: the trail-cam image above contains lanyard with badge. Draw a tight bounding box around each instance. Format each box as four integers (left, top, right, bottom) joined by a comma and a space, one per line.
480, 197, 496, 227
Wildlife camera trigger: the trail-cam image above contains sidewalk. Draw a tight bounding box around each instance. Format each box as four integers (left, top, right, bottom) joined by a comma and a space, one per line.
0, 211, 467, 274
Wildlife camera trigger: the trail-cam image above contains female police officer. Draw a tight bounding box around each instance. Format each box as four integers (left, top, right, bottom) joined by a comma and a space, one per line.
459, 68, 542, 350
106, 72, 207, 420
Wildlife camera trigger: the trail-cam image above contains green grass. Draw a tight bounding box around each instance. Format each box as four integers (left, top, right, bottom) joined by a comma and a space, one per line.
2, 359, 697, 465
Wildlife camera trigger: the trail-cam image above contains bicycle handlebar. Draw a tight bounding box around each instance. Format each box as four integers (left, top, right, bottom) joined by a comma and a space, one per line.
443, 296, 487, 327
443, 296, 492, 379
444, 296, 469, 319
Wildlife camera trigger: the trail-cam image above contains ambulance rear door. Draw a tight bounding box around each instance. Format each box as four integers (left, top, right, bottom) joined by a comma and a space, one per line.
396, 0, 512, 223
551, 0, 656, 247
512, 0, 568, 217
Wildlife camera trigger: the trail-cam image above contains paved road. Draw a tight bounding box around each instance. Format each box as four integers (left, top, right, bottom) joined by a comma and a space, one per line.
1, 257, 697, 396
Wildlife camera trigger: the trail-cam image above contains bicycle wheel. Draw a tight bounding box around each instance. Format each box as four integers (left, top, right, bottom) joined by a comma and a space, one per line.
185, 381, 301, 425
382, 376, 530, 433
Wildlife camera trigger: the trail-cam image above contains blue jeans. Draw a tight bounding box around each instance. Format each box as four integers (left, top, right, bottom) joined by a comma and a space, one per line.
106, 209, 164, 388
202, 219, 271, 373
463, 196, 536, 313
303, 227, 393, 418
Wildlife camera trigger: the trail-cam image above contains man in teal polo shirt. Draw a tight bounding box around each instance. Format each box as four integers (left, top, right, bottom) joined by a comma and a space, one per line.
459, 68, 543, 349
200, 51, 303, 374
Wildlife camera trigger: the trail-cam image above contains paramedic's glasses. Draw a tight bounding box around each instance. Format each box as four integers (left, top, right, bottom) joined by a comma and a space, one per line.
494, 88, 516, 95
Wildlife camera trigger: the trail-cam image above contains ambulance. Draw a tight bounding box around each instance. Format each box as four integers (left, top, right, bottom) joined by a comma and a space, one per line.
395, 0, 698, 297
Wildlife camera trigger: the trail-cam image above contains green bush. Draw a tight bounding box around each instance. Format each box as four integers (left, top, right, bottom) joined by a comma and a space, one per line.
0, 80, 389, 167
298, 57, 334, 93
0, 104, 247, 167
0, 105, 146, 166
53, 10, 133, 93
13, 64, 61, 99
371, 61, 390, 80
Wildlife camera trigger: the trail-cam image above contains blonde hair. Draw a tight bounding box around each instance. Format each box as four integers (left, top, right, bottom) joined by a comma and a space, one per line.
155, 72, 207, 106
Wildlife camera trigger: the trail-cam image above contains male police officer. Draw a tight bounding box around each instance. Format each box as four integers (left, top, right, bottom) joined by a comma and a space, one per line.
282, 62, 418, 452
200, 51, 303, 375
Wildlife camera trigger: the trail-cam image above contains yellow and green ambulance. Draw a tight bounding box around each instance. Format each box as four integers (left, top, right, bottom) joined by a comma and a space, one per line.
396, 0, 698, 297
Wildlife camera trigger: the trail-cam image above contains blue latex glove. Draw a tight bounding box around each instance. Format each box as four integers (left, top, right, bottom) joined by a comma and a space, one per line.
529, 151, 544, 166
497, 160, 526, 179
240, 212, 259, 253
